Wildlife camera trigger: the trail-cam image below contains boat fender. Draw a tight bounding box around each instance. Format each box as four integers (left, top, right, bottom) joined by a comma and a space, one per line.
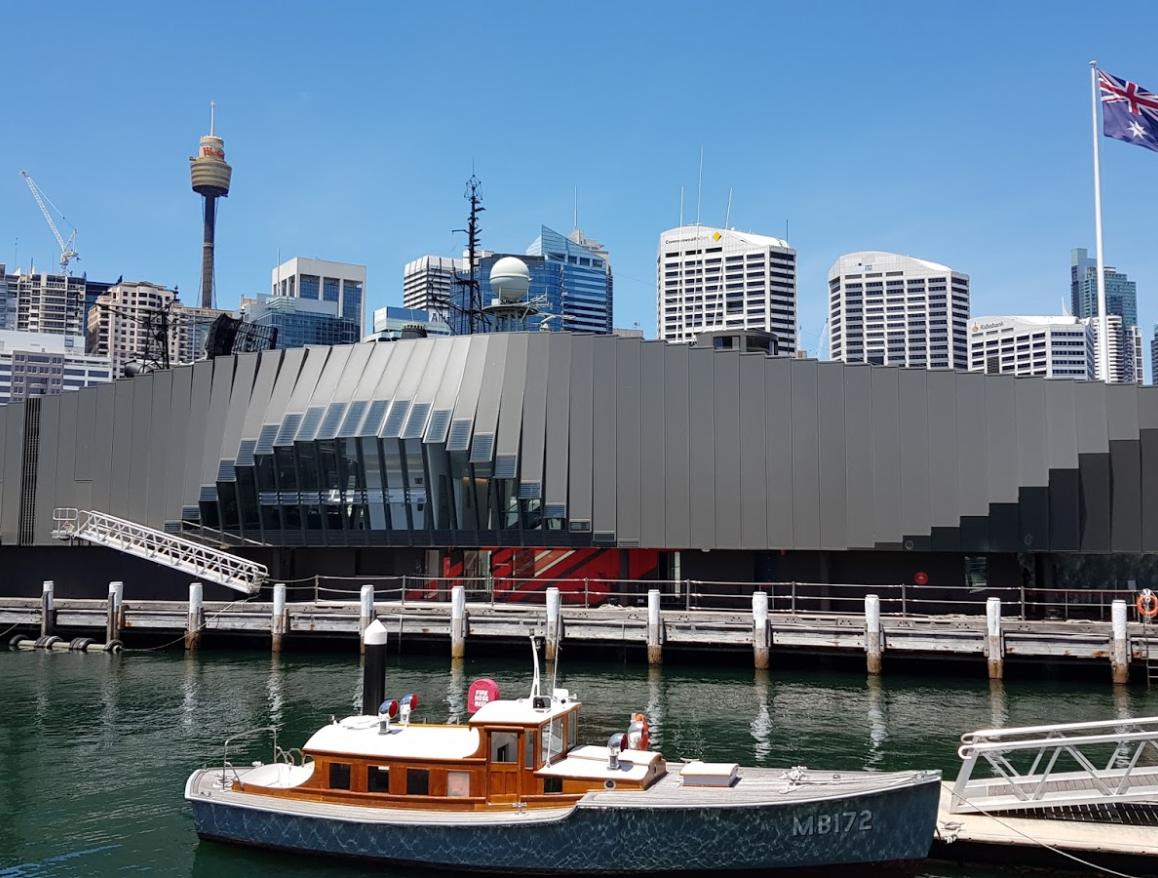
69, 637, 93, 652
607, 732, 627, 770
400, 693, 420, 724
9, 634, 28, 649
34, 635, 61, 650
467, 678, 501, 714
105, 640, 123, 654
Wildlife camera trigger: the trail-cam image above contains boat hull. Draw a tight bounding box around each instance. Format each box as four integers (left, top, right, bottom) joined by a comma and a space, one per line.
187, 769, 941, 874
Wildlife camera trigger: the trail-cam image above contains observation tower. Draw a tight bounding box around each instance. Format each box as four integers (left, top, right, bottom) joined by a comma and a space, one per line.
189, 101, 232, 308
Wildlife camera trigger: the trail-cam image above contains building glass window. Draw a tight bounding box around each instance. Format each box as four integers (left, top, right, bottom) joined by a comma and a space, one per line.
323, 277, 340, 302
299, 275, 320, 300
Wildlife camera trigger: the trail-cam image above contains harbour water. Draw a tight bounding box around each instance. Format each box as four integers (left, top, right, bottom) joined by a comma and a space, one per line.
3, 645, 1150, 877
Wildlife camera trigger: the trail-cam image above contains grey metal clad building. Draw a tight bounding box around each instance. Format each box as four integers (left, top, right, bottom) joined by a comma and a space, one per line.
2, 332, 1158, 591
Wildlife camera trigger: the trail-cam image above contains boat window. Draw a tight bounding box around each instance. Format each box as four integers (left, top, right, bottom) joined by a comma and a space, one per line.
541, 718, 564, 765
406, 768, 429, 796
544, 777, 564, 794
524, 730, 537, 768
447, 771, 470, 797
490, 731, 518, 763
329, 762, 351, 790
567, 713, 578, 748
367, 765, 390, 793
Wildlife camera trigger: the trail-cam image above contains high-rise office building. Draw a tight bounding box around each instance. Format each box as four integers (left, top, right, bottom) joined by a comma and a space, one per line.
240, 294, 360, 349
967, 316, 1094, 379
366, 306, 452, 342
657, 226, 796, 352
1152, 325, 1158, 385
402, 256, 464, 319
1071, 247, 1137, 328
87, 281, 178, 376
272, 257, 367, 334
827, 251, 969, 369
0, 330, 111, 403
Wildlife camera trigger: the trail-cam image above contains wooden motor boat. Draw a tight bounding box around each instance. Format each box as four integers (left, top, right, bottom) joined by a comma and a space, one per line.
186, 623, 940, 873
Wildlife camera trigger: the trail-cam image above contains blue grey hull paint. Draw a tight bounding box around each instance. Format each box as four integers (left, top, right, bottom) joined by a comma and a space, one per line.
188, 775, 940, 874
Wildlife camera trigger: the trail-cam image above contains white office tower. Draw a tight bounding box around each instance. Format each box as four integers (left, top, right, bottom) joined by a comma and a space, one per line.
272, 257, 367, 333
968, 316, 1095, 379
1088, 315, 1144, 384
403, 256, 464, 320
657, 226, 797, 353
827, 252, 969, 368
0, 330, 111, 403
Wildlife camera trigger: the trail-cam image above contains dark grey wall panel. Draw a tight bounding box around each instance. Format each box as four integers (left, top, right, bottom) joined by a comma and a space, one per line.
789, 359, 820, 550
128, 374, 154, 525
663, 344, 690, 548
241, 351, 282, 440
218, 354, 258, 464
471, 335, 508, 462
638, 342, 666, 549
927, 371, 959, 532
888, 368, 916, 543
73, 384, 96, 484
844, 365, 874, 549
955, 372, 989, 521
542, 335, 572, 515
0, 406, 7, 539
1074, 381, 1110, 552
54, 391, 79, 513
817, 362, 846, 551
1140, 389, 1158, 552
0, 404, 22, 543
764, 358, 793, 549
495, 334, 529, 469
145, 371, 173, 528
615, 338, 642, 546
567, 335, 595, 529
738, 353, 767, 550
984, 375, 1018, 504
688, 347, 716, 549
110, 380, 137, 518
591, 336, 618, 539
1107, 383, 1141, 553
32, 395, 61, 544
89, 383, 116, 515
184, 361, 216, 505
199, 360, 234, 492
712, 352, 741, 551
164, 367, 193, 523
520, 334, 550, 492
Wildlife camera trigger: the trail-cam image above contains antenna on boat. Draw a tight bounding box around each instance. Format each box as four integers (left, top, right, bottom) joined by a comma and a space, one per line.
529, 635, 541, 700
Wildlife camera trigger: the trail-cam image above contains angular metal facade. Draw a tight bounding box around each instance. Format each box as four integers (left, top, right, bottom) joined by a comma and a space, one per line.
2, 332, 1157, 555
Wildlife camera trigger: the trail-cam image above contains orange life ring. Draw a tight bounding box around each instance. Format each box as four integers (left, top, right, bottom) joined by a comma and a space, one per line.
1137, 592, 1158, 619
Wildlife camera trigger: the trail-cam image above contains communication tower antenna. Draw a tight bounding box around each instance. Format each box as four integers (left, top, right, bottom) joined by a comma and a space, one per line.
20, 171, 79, 275
724, 187, 733, 231
695, 145, 704, 227
451, 173, 490, 335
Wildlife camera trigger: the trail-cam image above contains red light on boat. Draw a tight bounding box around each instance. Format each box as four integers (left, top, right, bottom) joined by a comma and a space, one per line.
467, 678, 501, 714
914, 571, 929, 586
379, 699, 399, 718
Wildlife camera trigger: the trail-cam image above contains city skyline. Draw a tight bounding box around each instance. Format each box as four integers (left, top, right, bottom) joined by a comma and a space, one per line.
2, 2, 1156, 360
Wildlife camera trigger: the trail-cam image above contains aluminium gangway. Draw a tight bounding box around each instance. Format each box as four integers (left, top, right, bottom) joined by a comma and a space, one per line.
51, 508, 267, 595
949, 716, 1158, 815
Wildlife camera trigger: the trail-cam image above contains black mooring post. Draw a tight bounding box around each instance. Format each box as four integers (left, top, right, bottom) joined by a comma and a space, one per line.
362, 619, 388, 716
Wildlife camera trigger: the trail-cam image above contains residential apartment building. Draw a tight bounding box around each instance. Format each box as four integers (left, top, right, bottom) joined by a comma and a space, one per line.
403, 256, 463, 319
272, 257, 366, 334
170, 303, 231, 365
967, 316, 1094, 379
1089, 315, 1144, 384
86, 281, 177, 376
0, 330, 111, 403
657, 226, 797, 353
827, 251, 969, 368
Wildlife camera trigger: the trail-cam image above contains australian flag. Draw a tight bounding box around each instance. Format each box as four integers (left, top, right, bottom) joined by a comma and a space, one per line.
1099, 69, 1158, 153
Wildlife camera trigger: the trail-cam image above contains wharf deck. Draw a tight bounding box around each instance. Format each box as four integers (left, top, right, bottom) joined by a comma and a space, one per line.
933, 782, 1158, 872
2, 595, 1156, 675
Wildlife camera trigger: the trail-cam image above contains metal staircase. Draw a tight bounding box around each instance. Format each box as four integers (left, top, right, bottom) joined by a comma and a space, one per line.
52, 508, 267, 595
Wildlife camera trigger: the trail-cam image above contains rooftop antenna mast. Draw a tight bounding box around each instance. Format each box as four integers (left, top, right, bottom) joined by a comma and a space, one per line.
695, 145, 704, 227
724, 187, 733, 231
451, 173, 489, 334
20, 171, 79, 275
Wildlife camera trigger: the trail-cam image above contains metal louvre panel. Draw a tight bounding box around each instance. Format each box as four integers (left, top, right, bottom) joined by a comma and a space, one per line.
425, 409, 452, 445
381, 401, 411, 439
337, 400, 369, 438
400, 402, 431, 440
198, 485, 217, 503
254, 424, 281, 455
273, 413, 303, 447
317, 401, 350, 440
493, 453, 517, 480
543, 502, 566, 519
470, 432, 495, 464
216, 460, 237, 482
235, 439, 257, 468
446, 418, 472, 452
296, 406, 326, 442
361, 399, 391, 437
518, 481, 541, 500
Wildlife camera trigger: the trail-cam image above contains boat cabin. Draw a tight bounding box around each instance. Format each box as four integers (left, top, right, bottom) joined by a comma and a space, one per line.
234, 687, 666, 811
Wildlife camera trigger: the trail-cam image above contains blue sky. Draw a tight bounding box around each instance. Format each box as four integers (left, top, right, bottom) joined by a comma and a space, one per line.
2, 1, 1157, 355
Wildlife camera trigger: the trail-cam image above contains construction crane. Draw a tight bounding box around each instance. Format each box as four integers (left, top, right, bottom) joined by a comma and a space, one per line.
20, 170, 79, 275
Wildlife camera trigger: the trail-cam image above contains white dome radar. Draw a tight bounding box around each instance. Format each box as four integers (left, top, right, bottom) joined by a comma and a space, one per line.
490, 257, 531, 302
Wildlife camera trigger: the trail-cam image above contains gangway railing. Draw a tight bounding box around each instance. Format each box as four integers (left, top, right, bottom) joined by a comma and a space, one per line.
52, 508, 267, 595
949, 716, 1158, 814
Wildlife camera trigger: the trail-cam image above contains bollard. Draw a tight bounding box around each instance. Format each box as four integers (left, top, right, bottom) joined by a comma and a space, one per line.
451, 585, 468, 660
752, 591, 770, 670
865, 594, 883, 675
362, 619, 389, 716
271, 583, 287, 653
185, 582, 203, 652
359, 584, 374, 655
106, 581, 123, 644
1111, 599, 1130, 685
985, 597, 1003, 680
544, 587, 561, 662
646, 589, 663, 666
40, 580, 55, 637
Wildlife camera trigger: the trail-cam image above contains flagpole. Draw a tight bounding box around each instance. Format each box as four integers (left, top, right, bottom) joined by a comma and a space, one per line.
1090, 60, 1112, 383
